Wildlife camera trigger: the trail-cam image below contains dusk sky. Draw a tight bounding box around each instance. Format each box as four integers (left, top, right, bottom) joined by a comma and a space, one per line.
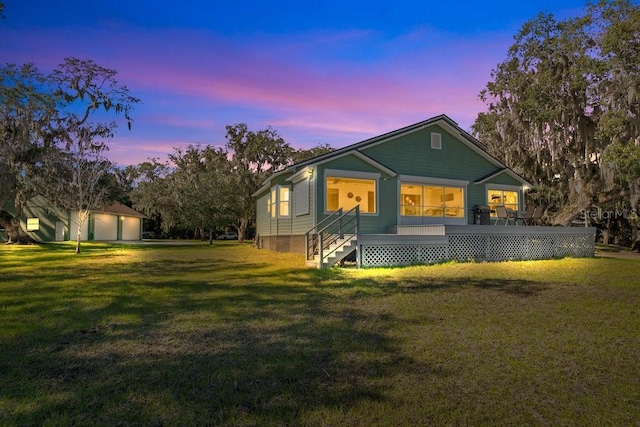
2, 1, 588, 165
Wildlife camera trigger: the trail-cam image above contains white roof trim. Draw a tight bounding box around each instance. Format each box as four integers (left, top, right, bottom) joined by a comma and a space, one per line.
314, 149, 396, 177
259, 167, 293, 186
286, 167, 312, 184
434, 121, 504, 168
475, 168, 532, 187
352, 151, 397, 176
252, 182, 271, 198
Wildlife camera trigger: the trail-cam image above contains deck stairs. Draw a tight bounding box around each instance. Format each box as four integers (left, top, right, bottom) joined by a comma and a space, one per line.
305, 205, 360, 269
305, 235, 357, 268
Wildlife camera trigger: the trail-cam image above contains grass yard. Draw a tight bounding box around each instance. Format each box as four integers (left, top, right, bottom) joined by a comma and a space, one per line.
1, 242, 639, 426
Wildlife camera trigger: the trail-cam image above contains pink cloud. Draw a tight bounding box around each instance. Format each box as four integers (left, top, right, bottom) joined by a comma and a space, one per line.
81, 24, 493, 112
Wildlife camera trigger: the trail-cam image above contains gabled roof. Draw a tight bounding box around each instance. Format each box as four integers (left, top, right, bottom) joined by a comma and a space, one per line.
296, 149, 397, 178
97, 202, 146, 218
474, 168, 532, 188
259, 114, 530, 190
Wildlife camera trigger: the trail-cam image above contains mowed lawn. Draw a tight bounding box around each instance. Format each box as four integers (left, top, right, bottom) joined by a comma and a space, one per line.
1, 242, 639, 426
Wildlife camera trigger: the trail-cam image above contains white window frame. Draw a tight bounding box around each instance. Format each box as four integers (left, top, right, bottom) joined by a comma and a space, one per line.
269, 185, 291, 218
278, 186, 291, 218
486, 184, 521, 216
398, 175, 468, 224
431, 132, 442, 150
323, 169, 380, 215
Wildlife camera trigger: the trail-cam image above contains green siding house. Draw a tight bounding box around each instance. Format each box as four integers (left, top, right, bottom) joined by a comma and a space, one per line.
254, 115, 595, 267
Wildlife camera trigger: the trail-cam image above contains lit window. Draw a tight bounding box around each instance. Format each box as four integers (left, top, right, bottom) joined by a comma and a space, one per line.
269, 189, 276, 217
26, 218, 40, 231
400, 185, 422, 216
401, 184, 464, 218
279, 187, 290, 217
488, 189, 519, 216
268, 186, 290, 218
326, 176, 376, 213
443, 188, 464, 217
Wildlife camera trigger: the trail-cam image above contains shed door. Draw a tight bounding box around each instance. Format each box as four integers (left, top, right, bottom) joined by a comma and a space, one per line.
55, 221, 66, 241
121, 217, 141, 240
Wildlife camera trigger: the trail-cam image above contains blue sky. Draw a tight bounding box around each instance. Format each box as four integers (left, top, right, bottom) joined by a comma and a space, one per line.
1, 0, 588, 165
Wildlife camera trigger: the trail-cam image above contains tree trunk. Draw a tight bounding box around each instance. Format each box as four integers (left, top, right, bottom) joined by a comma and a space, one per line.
209, 229, 213, 245
603, 216, 611, 245
551, 170, 594, 226
238, 217, 249, 242
75, 222, 82, 254
75, 210, 88, 254
2, 216, 33, 244
2, 194, 35, 244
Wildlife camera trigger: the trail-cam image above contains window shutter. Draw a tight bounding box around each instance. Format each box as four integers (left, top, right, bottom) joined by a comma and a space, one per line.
295, 180, 309, 216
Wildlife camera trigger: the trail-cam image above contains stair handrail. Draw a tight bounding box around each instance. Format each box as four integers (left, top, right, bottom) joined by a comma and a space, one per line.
305, 208, 342, 260
317, 205, 359, 235
318, 205, 360, 267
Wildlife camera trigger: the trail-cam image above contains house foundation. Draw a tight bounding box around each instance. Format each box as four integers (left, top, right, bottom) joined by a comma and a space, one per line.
257, 234, 306, 254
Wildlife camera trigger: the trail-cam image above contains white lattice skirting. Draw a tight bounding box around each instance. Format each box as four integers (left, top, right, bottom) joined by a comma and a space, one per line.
358, 226, 596, 267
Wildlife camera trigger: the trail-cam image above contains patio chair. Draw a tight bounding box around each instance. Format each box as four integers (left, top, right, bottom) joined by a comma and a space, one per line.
494, 205, 515, 225
529, 205, 546, 226
519, 205, 536, 226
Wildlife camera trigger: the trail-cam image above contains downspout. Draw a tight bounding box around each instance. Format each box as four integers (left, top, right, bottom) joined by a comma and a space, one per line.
117, 216, 123, 240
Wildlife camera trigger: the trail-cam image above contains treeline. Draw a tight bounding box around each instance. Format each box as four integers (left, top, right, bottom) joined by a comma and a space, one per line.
119, 126, 331, 242
0, 57, 330, 249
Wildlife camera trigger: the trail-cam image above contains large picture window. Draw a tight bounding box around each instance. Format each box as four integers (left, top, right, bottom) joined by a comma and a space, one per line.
488, 189, 518, 216
325, 176, 376, 213
401, 184, 464, 218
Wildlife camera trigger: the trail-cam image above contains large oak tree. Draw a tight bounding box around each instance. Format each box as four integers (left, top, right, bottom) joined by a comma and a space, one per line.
225, 124, 293, 241
473, 0, 640, 243
0, 58, 138, 245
